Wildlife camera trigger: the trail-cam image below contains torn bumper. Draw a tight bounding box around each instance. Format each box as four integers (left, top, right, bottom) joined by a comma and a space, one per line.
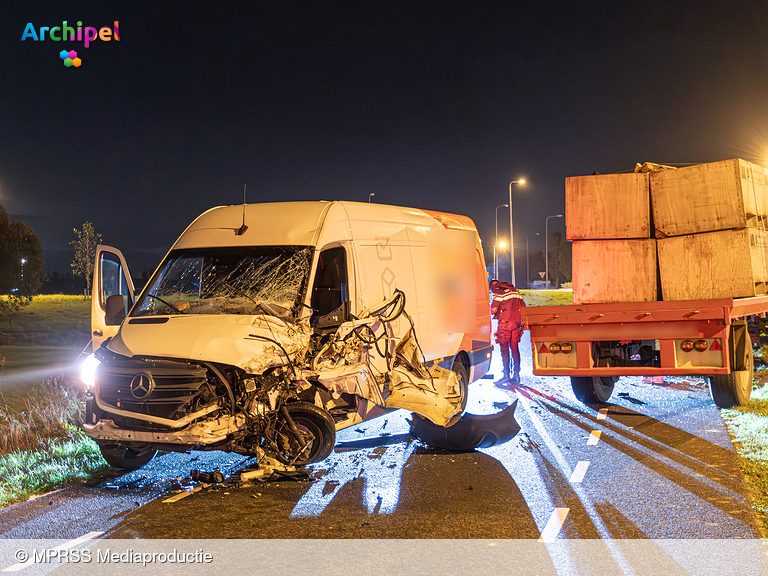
409, 400, 520, 451
82, 414, 248, 446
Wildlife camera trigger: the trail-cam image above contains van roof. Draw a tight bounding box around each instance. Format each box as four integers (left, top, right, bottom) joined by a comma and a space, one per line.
171, 201, 477, 249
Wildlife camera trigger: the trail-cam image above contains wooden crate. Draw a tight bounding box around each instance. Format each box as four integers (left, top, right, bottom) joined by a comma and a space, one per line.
657, 228, 768, 301
651, 159, 768, 237
566, 172, 651, 240
572, 239, 657, 304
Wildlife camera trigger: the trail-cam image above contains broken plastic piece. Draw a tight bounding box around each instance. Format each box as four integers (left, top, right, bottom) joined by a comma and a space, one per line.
409, 400, 520, 451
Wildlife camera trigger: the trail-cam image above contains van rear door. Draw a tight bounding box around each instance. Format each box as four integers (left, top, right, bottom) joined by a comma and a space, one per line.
90, 245, 135, 350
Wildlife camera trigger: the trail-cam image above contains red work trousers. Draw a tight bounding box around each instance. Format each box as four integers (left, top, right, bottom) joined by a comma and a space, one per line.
496, 328, 521, 378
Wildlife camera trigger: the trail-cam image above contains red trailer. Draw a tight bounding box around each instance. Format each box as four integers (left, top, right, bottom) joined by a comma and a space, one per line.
521, 295, 767, 408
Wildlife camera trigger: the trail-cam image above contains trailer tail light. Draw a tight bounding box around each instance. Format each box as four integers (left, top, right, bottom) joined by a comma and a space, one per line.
534, 341, 577, 369
674, 338, 724, 369
694, 340, 708, 352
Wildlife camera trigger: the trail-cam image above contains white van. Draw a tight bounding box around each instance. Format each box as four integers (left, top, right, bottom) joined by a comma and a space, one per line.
82, 201, 492, 469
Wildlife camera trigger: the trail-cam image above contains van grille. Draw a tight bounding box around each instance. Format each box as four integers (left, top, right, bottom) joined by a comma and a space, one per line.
96, 358, 209, 420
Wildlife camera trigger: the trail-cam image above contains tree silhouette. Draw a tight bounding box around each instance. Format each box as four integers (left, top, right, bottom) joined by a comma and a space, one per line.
0, 203, 46, 295
71, 222, 102, 296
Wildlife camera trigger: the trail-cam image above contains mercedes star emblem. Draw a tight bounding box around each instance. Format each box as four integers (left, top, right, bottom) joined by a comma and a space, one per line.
129, 372, 155, 399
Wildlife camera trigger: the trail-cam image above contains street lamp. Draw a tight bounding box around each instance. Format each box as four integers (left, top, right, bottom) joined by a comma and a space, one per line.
494, 240, 507, 281
368, 193, 375, 203
494, 204, 508, 279
545, 215, 563, 289
508, 179, 526, 285
20, 258, 26, 291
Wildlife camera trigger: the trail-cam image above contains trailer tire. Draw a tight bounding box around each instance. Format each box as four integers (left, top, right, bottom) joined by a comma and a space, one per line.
709, 320, 753, 408
709, 340, 753, 408
571, 376, 617, 404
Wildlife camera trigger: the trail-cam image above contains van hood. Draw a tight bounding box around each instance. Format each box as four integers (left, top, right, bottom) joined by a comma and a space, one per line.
107, 314, 311, 374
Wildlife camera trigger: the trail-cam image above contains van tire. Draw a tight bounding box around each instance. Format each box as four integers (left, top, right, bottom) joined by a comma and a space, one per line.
571, 376, 617, 404
97, 442, 157, 470
451, 357, 469, 413
273, 402, 336, 466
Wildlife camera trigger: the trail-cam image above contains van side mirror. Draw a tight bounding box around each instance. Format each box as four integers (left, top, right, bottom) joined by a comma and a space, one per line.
105, 294, 127, 326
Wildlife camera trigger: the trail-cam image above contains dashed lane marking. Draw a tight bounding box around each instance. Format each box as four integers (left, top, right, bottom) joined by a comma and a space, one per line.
569, 461, 590, 483
2, 531, 104, 572
539, 508, 569, 542
587, 430, 601, 445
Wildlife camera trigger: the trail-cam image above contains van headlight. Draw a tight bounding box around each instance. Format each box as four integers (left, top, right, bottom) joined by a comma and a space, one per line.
81, 353, 100, 389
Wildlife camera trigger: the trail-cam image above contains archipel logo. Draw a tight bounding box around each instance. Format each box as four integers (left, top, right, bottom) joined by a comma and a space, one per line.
21, 21, 120, 68
60, 50, 81, 68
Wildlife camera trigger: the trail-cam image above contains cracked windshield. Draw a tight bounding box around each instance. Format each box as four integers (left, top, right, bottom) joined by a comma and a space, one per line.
133, 246, 313, 317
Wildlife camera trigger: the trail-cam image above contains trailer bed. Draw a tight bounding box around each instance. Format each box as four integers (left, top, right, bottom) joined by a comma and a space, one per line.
522, 295, 768, 377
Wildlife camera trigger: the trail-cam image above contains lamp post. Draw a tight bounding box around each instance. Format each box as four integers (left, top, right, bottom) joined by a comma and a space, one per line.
494, 203, 508, 279
368, 193, 375, 203
508, 179, 526, 285
20, 258, 26, 290
545, 215, 563, 289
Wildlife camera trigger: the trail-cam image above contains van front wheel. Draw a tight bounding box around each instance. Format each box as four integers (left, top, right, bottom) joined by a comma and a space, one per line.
97, 442, 157, 470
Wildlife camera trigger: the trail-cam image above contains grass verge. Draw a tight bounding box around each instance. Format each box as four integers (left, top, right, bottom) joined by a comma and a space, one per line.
0, 294, 90, 347
0, 426, 107, 508
0, 377, 107, 508
721, 358, 768, 537
520, 289, 573, 307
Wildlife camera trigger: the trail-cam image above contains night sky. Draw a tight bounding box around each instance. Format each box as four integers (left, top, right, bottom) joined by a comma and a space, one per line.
4, 1, 768, 281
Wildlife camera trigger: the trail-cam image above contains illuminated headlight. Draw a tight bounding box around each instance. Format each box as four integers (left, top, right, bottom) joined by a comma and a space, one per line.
81, 353, 100, 388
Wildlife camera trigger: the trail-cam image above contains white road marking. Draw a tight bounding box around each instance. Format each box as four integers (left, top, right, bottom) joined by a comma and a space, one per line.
163, 485, 202, 503
539, 508, 569, 542
587, 430, 602, 445
518, 396, 638, 575
569, 461, 590, 483
597, 408, 608, 420
2, 531, 104, 572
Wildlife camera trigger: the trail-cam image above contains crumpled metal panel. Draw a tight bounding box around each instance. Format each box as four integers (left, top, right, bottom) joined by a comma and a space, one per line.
107, 314, 310, 374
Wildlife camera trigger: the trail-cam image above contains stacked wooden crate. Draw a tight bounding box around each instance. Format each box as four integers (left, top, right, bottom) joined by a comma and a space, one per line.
566, 172, 657, 304
566, 158, 768, 304
653, 159, 768, 300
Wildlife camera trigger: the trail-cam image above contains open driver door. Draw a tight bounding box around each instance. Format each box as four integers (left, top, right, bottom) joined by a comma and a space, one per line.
90, 245, 135, 350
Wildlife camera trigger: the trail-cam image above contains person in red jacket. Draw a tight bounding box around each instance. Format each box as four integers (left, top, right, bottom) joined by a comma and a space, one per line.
490, 280, 526, 385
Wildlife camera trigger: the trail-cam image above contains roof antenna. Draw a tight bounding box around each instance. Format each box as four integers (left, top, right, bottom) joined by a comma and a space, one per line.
236, 184, 248, 235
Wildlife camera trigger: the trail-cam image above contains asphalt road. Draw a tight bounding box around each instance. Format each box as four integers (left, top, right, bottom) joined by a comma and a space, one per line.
0, 333, 762, 572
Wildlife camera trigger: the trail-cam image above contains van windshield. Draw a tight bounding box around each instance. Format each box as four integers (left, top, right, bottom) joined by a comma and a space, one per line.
132, 246, 313, 318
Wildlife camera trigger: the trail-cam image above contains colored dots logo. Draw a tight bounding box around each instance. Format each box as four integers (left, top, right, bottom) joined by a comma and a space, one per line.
60, 49, 81, 67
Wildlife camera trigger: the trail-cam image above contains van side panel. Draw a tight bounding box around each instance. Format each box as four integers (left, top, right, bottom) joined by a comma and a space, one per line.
420, 209, 492, 380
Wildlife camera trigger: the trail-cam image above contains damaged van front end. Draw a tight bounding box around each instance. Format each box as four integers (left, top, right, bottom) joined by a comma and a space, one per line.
82, 201, 494, 470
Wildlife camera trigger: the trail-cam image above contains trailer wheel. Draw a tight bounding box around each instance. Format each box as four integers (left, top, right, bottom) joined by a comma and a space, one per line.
571, 376, 617, 404
709, 321, 753, 408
